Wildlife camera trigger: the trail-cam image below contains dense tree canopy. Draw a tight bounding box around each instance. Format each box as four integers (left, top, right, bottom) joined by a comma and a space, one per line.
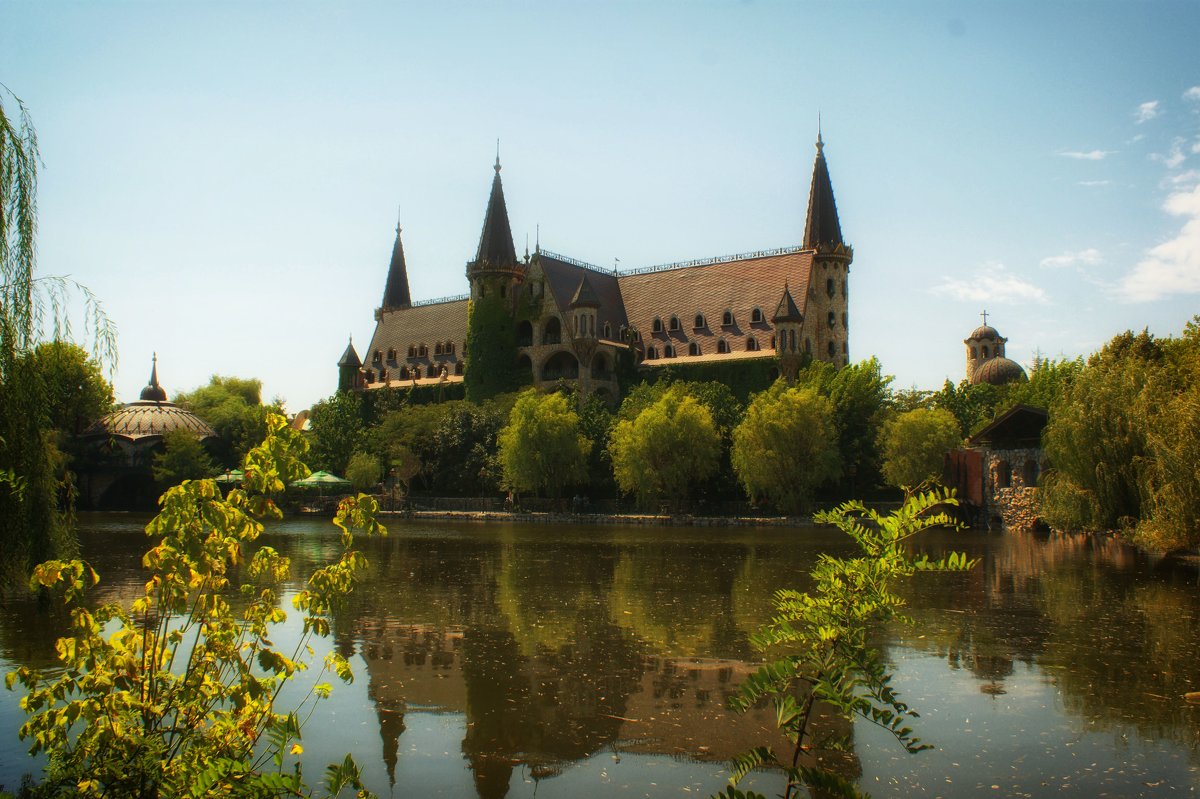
878, 407, 962, 489
731, 382, 840, 513
497, 389, 590, 498
175, 375, 276, 469
152, 428, 217, 487
795, 357, 892, 493
608, 385, 720, 510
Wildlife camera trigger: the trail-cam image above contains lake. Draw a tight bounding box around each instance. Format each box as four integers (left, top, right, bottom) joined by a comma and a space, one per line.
2, 513, 1199, 797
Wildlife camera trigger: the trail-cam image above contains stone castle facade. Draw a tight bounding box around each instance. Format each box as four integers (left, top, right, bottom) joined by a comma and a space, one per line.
340, 134, 853, 401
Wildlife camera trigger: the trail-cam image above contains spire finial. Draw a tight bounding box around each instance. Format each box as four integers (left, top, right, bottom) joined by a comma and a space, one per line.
524, 233, 529, 260
535, 224, 540, 254
816, 114, 824, 155
494, 139, 501, 174
396, 205, 402, 234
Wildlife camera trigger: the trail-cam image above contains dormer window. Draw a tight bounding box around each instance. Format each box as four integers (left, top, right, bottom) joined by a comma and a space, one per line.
652, 317, 663, 333
419, 344, 428, 358
407, 345, 416, 358
373, 350, 382, 363
386, 348, 396, 361
746, 337, 759, 351
722, 310, 734, 326
717, 339, 729, 354
693, 314, 705, 330
688, 342, 701, 356
646, 346, 658, 360
434, 342, 444, 356
668, 315, 680, 331
664, 344, 676, 358
603, 322, 612, 339
751, 307, 764, 324
619, 324, 627, 340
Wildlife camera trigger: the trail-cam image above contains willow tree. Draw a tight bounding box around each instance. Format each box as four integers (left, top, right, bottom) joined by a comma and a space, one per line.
1, 86, 115, 580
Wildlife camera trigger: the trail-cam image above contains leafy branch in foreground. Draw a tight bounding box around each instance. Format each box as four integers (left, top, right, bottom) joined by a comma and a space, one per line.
7, 413, 384, 798
717, 487, 978, 799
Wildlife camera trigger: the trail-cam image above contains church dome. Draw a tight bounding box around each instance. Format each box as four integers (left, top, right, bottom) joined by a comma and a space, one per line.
970, 356, 1027, 386
968, 324, 1001, 341
82, 356, 216, 443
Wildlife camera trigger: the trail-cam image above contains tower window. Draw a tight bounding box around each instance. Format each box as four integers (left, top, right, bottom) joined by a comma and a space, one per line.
694, 314, 706, 329
652, 317, 663, 333
982, 345, 990, 358
827, 311, 835, 328
669, 315, 680, 331
842, 312, 848, 329
828, 341, 836, 357
722, 310, 734, 326
747, 337, 759, 351
826, 278, 835, 297
790, 330, 797, 351
751, 307, 764, 324
717, 339, 729, 354
688, 342, 700, 356
841, 279, 847, 297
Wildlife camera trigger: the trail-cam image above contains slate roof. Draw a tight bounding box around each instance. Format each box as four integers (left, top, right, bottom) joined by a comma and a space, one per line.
618, 250, 813, 357
364, 298, 470, 377
772, 284, 803, 323
538, 253, 628, 333
338, 340, 362, 368
968, 404, 1047, 449
570, 274, 601, 308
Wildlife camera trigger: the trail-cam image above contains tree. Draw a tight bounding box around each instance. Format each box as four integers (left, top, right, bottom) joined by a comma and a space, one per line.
24, 341, 113, 436
608, 385, 720, 511
9, 414, 382, 797
306, 391, 365, 475
152, 428, 217, 487
730, 383, 840, 514
878, 407, 962, 489
1, 87, 115, 581
796, 358, 892, 493
715, 488, 977, 799
497, 390, 590, 498
463, 294, 522, 403
175, 375, 277, 470
345, 451, 382, 492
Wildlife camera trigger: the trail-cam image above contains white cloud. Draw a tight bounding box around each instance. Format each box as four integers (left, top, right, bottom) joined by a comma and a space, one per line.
1040, 248, 1103, 269
1152, 137, 1187, 169
1184, 86, 1200, 102
932, 264, 1049, 305
1135, 100, 1161, 123
1119, 183, 1200, 301
1078, 180, 1112, 187
1167, 169, 1200, 188
1059, 149, 1114, 161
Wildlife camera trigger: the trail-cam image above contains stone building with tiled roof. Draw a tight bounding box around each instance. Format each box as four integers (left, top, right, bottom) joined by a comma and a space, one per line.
344, 133, 853, 402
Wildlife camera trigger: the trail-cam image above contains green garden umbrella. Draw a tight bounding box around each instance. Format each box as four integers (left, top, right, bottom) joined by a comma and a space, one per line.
291, 470, 352, 490
214, 469, 244, 484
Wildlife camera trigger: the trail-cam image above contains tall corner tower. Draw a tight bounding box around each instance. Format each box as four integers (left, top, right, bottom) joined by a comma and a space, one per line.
803, 130, 853, 367
377, 210, 412, 320
465, 153, 524, 302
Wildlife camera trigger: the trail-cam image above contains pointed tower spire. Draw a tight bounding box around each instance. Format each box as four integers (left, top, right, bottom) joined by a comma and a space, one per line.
139, 353, 168, 402
471, 152, 518, 269
803, 129, 844, 251
380, 207, 412, 311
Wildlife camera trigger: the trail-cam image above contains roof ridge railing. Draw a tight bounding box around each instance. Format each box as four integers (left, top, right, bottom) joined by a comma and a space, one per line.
540, 245, 807, 278
620, 245, 807, 276
410, 293, 471, 308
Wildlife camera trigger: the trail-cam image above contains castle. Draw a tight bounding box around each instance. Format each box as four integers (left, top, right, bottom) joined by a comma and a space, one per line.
340, 133, 853, 402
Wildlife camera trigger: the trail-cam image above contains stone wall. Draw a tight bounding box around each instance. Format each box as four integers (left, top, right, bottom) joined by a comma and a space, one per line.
982, 446, 1043, 530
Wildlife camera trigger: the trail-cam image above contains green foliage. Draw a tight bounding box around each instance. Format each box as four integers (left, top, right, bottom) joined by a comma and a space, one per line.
795, 357, 892, 494
152, 428, 217, 487
7, 414, 383, 797
878, 407, 962, 489
464, 293, 522, 402
307, 391, 366, 475
1040, 323, 1200, 550
344, 451, 382, 492
1, 89, 115, 583
175, 376, 276, 470
497, 389, 590, 498
718, 488, 976, 799
930, 379, 1003, 439
608, 385, 721, 510
730, 382, 840, 514
24, 341, 113, 436
637, 358, 777, 403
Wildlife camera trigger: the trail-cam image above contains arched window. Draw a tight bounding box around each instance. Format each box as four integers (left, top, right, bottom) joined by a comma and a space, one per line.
694, 314, 705, 329
407, 345, 416, 358
619, 324, 627, 340
603, 322, 612, 339
372, 350, 382, 363
386, 348, 395, 361
669, 315, 680, 331
842, 312, 848, 329
434, 342, 443, 356
652, 317, 663, 333
1023, 459, 1038, 487
664, 344, 675, 358
419, 344, 428, 358
722, 310, 734, 326
646, 346, 658, 360
455, 361, 464, 375
543, 317, 562, 345
827, 341, 836, 357
997, 460, 1012, 489
751, 307, 764, 323
789, 330, 796, 351
746, 337, 758, 351
517, 321, 533, 347
841, 279, 847, 297
688, 342, 700, 356
805, 338, 811, 354
379, 368, 388, 383
827, 311, 835, 328
446, 341, 455, 353
826, 278, 835, 297
717, 339, 729, 354
770, 335, 776, 349
982, 345, 990, 358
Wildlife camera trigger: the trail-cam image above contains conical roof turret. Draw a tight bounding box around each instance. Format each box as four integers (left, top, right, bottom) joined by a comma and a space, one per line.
471, 154, 518, 269
380, 211, 412, 310
570, 274, 601, 308
803, 131, 845, 251
338, 338, 362, 368
772, 283, 803, 323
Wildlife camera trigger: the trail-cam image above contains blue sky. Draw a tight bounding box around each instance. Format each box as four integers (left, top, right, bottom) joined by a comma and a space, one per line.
3, 1, 1199, 410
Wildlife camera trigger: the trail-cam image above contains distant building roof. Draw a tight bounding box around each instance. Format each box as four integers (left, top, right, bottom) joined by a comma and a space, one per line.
968, 404, 1048, 449
83, 357, 217, 443
803, 132, 844, 251
971, 356, 1027, 386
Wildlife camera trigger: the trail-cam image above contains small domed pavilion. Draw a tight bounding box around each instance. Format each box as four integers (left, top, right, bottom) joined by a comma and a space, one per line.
964, 312, 1027, 386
